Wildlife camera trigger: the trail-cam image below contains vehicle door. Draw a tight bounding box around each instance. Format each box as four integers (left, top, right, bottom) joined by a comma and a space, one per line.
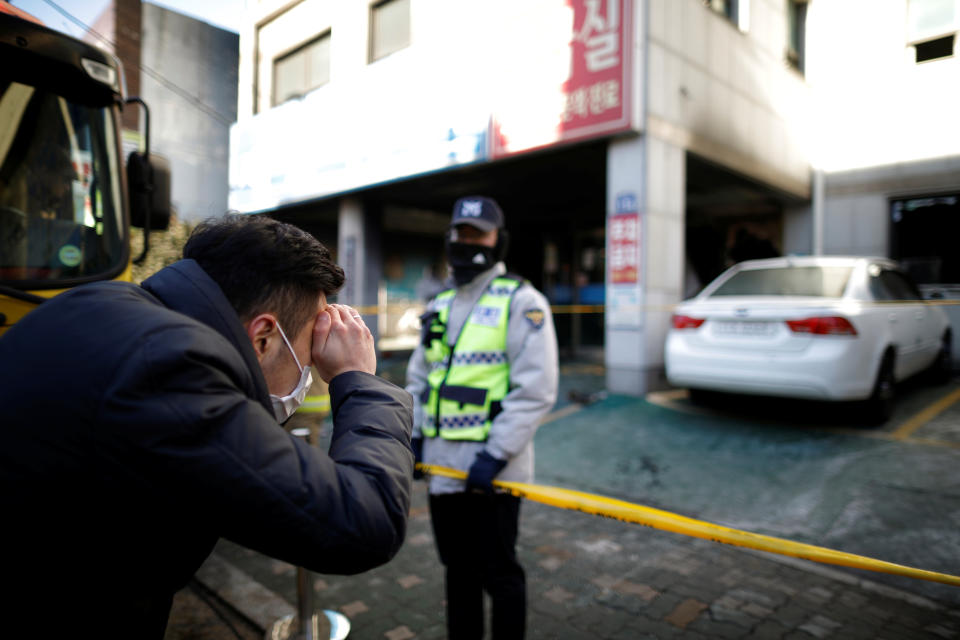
869, 267, 923, 377
888, 268, 938, 370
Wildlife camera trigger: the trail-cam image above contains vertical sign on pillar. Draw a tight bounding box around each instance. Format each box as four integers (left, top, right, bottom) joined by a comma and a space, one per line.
607, 192, 643, 328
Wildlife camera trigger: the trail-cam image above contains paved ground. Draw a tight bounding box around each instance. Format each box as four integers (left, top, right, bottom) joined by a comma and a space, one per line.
166, 580, 263, 640
165, 361, 960, 638
180, 479, 960, 639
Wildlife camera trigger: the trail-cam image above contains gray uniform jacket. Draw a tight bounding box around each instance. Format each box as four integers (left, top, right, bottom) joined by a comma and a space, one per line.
406, 263, 559, 494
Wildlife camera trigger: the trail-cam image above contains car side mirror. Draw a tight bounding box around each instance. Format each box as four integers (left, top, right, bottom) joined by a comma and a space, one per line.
124, 96, 172, 265
127, 151, 171, 231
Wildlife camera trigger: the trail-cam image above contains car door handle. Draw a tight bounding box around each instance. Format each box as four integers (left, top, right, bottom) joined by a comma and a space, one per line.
915, 311, 925, 320
888, 313, 897, 323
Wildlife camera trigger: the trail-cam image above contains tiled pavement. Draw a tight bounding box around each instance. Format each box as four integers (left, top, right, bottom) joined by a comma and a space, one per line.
198, 480, 960, 639
166, 580, 263, 640
167, 361, 960, 638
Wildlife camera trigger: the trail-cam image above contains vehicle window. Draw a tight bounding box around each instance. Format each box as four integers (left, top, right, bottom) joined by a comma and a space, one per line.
899, 272, 924, 300
0, 81, 124, 285
879, 270, 923, 301
708, 266, 853, 298
868, 274, 896, 300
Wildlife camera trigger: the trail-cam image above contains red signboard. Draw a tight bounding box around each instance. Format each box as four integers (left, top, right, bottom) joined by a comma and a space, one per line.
492, 0, 633, 158
609, 211, 639, 284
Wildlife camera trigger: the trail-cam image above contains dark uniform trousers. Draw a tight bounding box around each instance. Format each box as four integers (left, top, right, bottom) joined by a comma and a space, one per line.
429, 492, 525, 640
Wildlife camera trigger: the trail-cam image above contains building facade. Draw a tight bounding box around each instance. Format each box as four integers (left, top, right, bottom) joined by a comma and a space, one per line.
229, 0, 958, 394
91, 0, 239, 222
804, 0, 960, 361
807, 0, 959, 291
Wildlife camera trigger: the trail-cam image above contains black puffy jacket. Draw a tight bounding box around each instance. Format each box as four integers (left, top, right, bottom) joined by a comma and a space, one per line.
0, 259, 414, 637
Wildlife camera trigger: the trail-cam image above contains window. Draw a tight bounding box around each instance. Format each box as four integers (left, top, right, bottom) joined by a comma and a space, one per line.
702, 0, 738, 25
273, 32, 331, 107
708, 266, 854, 298
786, 0, 807, 73
891, 194, 960, 286
907, 0, 958, 62
0, 82, 125, 284
369, 0, 410, 62
915, 34, 955, 61
870, 269, 923, 302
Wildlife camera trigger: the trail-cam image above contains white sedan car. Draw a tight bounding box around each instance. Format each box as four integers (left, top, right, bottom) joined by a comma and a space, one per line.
665, 256, 952, 422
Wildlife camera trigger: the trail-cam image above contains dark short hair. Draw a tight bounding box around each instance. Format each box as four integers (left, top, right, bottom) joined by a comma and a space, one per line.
184, 214, 344, 334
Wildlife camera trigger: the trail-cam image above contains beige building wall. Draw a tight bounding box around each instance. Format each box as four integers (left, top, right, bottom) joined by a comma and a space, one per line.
806, 0, 960, 257
236, 0, 548, 122
613, 0, 812, 393
238, 0, 341, 119
646, 0, 811, 200
808, 0, 960, 172
232, 1, 818, 394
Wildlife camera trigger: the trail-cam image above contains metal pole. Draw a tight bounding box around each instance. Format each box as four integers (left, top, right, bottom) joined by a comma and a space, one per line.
296, 567, 319, 640
266, 425, 350, 640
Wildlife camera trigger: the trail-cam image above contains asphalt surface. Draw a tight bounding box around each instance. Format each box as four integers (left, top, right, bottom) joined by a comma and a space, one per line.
165, 362, 960, 638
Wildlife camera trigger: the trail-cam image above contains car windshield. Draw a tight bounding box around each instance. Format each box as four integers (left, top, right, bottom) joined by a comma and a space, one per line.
708, 266, 854, 298
0, 80, 124, 286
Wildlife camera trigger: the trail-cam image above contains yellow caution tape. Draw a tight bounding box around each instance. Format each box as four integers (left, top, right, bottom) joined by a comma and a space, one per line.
353, 299, 960, 317
417, 462, 960, 588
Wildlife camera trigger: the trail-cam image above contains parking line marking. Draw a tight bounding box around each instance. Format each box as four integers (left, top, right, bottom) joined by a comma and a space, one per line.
890, 386, 960, 441
645, 389, 717, 416
540, 403, 586, 426
901, 435, 960, 450
646, 388, 960, 450
647, 389, 688, 402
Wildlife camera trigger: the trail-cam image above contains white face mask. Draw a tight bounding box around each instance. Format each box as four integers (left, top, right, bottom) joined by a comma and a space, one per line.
269, 323, 313, 423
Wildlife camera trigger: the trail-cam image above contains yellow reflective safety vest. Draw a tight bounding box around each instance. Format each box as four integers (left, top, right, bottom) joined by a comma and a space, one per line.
421, 275, 524, 441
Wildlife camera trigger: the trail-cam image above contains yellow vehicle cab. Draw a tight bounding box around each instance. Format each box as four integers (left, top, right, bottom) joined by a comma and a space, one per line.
0, 2, 169, 335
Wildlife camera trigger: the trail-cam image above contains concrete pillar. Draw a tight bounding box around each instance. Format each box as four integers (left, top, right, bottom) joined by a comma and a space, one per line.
337, 197, 382, 343
783, 203, 813, 256
605, 134, 685, 396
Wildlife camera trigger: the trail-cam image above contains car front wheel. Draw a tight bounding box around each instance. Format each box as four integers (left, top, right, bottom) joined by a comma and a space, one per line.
929, 333, 953, 385
863, 354, 895, 425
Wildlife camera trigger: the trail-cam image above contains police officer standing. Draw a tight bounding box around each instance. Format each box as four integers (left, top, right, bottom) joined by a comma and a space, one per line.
406, 196, 559, 640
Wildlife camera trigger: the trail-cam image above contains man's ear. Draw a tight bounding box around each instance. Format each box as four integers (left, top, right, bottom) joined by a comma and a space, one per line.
245, 313, 277, 363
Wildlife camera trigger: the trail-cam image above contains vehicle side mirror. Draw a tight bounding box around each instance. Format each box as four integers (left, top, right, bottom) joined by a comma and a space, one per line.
127, 151, 171, 231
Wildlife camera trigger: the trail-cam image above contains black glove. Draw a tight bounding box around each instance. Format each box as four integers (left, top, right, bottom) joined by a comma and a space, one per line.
412, 437, 424, 480
465, 450, 508, 495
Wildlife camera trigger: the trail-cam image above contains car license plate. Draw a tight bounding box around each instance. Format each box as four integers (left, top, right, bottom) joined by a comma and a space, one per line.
713, 320, 775, 336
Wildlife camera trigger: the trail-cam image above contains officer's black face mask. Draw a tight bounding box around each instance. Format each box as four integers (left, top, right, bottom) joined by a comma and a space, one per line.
447, 242, 497, 285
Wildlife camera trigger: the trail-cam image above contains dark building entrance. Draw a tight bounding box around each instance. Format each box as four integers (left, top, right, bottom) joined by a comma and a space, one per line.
363, 139, 608, 358
683, 153, 804, 298
890, 193, 960, 287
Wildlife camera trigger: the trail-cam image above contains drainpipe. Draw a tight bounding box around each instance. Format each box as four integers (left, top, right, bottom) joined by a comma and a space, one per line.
812, 168, 824, 256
